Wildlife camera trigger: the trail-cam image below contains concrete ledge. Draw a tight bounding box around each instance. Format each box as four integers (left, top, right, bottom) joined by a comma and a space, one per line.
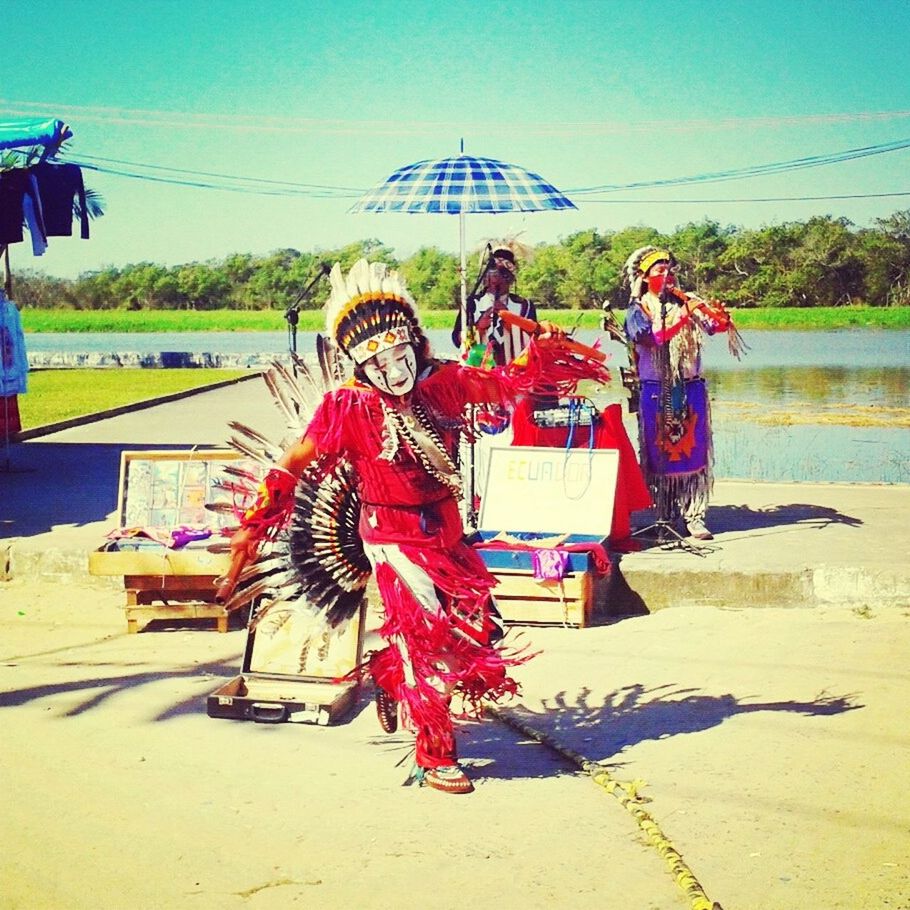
6, 534, 908, 613
5, 541, 120, 588
611, 563, 910, 612
27, 351, 291, 369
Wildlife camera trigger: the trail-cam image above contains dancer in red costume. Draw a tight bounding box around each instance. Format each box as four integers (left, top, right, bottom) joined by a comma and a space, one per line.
219, 259, 609, 794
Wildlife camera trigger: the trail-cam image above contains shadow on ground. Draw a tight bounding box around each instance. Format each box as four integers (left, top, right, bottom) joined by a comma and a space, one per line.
0, 442, 206, 537
503, 683, 860, 767
355, 683, 861, 784
0, 652, 241, 721
618, 502, 863, 552
0, 652, 861, 786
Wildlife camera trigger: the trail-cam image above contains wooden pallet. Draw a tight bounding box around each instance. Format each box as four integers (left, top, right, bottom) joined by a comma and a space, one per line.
122, 574, 228, 634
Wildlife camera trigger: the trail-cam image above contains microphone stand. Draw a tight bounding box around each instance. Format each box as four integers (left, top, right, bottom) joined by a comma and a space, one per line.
285, 263, 330, 355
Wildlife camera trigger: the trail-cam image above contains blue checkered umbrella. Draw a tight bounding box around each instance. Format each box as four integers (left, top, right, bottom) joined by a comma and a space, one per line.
349, 154, 576, 216
350, 153, 575, 350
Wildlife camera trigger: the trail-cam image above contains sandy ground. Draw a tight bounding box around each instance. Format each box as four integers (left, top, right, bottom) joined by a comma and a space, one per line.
1, 578, 908, 910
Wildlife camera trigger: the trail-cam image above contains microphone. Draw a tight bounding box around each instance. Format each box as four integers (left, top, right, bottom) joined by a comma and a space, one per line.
287, 262, 331, 316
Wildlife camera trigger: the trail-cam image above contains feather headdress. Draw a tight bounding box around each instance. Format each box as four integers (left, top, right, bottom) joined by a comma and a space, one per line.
623, 245, 675, 300
324, 258, 422, 364
476, 233, 535, 271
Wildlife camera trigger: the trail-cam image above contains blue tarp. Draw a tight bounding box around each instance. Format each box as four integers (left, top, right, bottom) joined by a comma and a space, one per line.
0, 118, 71, 153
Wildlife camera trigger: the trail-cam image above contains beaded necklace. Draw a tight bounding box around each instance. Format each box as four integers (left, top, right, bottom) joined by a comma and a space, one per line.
379, 396, 463, 498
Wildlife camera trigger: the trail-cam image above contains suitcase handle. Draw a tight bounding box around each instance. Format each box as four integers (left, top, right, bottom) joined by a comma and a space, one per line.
250, 702, 288, 723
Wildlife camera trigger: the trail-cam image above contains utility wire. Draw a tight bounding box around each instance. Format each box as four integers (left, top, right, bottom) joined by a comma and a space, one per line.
581, 190, 910, 204
568, 138, 910, 194
74, 152, 366, 193
74, 162, 347, 196
10, 132, 909, 203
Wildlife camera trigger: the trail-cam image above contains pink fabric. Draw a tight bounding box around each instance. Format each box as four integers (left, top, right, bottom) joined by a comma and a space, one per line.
476, 538, 612, 577
532, 549, 570, 581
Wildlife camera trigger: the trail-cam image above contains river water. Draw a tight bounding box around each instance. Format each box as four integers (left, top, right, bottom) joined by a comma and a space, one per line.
23, 329, 910, 484
23, 327, 909, 367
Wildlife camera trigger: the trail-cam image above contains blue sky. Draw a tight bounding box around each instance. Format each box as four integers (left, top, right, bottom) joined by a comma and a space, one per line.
3, 0, 910, 278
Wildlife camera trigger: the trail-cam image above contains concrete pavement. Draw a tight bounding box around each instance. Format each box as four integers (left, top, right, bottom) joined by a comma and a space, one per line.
1, 378, 909, 909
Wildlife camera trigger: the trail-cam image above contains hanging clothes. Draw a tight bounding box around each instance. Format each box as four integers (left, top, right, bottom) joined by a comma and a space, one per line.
0, 168, 52, 251
0, 292, 28, 396
32, 162, 89, 239
0, 169, 28, 244
23, 172, 48, 256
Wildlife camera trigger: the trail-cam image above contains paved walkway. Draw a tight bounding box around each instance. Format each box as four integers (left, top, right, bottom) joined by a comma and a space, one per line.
2, 380, 909, 909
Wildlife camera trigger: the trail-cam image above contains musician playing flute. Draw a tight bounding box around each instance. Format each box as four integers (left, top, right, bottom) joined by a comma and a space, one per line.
451, 242, 537, 367
623, 246, 746, 541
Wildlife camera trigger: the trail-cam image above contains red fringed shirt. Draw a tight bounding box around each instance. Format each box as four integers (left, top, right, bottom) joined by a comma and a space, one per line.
304, 360, 511, 550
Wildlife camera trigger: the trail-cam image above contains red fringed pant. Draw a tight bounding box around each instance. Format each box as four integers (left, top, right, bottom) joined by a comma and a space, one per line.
364, 540, 527, 769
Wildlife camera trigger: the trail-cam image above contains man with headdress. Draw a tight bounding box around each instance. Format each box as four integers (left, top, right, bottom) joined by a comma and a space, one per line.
452, 242, 537, 366
221, 259, 610, 794
623, 246, 745, 540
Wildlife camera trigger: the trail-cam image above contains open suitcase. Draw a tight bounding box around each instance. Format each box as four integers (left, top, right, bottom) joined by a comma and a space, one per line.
88, 449, 247, 633
473, 444, 618, 627
207, 596, 366, 726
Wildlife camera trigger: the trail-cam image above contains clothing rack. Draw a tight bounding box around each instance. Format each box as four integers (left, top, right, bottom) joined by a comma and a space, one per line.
0, 117, 83, 472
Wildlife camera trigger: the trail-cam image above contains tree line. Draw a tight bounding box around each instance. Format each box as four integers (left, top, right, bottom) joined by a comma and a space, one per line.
13, 212, 910, 312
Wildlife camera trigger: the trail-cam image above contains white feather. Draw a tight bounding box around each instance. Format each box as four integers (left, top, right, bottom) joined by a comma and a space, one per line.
324, 261, 349, 336
323, 258, 418, 347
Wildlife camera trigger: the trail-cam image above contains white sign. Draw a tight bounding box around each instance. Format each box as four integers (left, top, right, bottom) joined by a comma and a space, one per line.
479, 445, 618, 536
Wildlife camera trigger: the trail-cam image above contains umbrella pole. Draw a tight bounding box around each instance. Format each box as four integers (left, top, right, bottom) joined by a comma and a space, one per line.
458, 210, 479, 528
458, 211, 468, 346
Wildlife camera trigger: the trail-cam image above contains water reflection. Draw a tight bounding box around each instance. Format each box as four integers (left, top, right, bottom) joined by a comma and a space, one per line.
708, 366, 910, 409
712, 421, 908, 485
23, 328, 910, 484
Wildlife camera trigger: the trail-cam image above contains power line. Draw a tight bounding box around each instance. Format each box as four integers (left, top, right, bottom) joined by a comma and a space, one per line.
10, 128, 909, 204
75, 153, 364, 193
581, 191, 910, 204
75, 139, 910, 203
568, 138, 910, 194
75, 162, 350, 197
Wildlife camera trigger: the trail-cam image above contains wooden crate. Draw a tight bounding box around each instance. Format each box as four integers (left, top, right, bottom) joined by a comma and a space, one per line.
491, 565, 608, 628
476, 532, 611, 629
88, 449, 247, 633
475, 445, 616, 628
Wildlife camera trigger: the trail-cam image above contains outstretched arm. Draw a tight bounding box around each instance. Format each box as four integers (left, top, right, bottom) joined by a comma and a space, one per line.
496, 309, 606, 361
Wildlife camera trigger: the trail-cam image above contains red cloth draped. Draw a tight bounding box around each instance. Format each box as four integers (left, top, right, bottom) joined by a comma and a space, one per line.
509, 401, 651, 539
0, 396, 21, 435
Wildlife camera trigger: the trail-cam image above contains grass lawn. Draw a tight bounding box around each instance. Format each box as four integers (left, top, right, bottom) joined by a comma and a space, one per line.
18, 369, 249, 429
20, 305, 910, 333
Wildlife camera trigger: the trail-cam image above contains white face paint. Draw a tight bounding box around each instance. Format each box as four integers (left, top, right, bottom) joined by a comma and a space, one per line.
363, 342, 418, 396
